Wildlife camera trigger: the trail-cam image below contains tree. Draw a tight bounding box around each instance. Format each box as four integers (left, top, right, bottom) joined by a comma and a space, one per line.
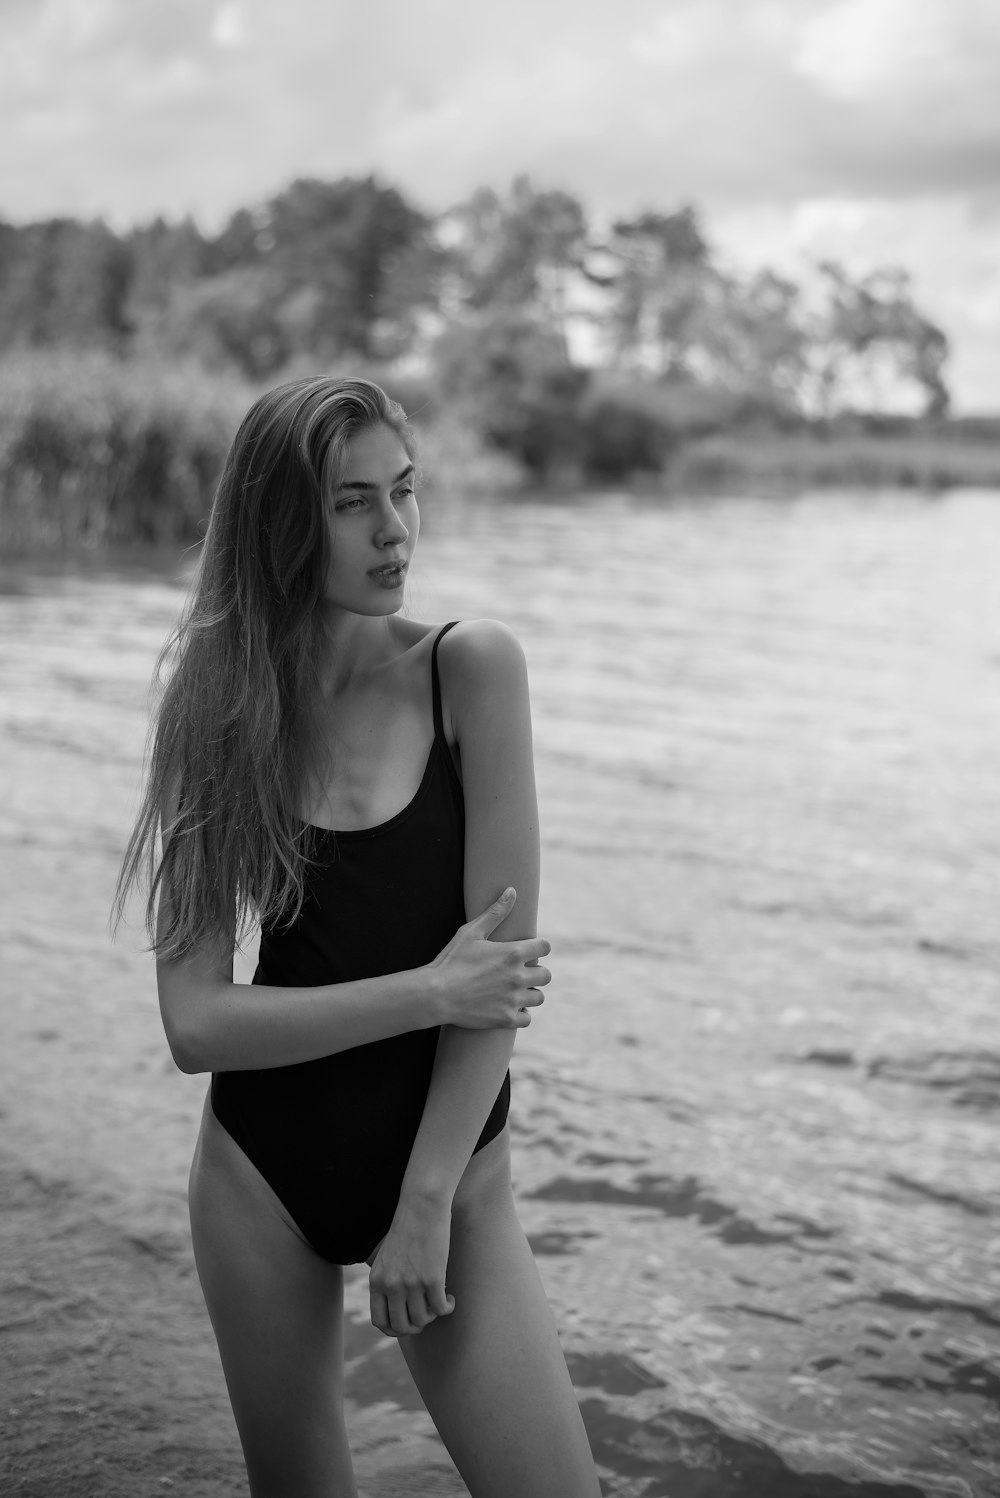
152, 267, 293, 378
714, 269, 808, 412
601, 207, 712, 377
431, 310, 588, 479
440, 178, 590, 351
0, 218, 133, 349
208, 176, 441, 362
805, 262, 950, 419
126, 216, 210, 315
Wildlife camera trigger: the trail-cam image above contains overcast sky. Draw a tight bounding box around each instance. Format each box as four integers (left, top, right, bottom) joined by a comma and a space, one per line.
3, 0, 999, 410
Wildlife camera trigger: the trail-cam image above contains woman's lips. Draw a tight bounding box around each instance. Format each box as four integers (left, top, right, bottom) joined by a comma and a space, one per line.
368, 560, 407, 588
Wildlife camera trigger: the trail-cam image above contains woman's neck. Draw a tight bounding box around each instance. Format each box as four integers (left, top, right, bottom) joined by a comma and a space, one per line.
314, 610, 404, 696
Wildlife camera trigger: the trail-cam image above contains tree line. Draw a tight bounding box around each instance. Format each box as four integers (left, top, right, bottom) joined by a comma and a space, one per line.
0, 175, 951, 482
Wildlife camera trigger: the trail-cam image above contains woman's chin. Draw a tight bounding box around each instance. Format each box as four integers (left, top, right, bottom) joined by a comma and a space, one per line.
320, 591, 408, 620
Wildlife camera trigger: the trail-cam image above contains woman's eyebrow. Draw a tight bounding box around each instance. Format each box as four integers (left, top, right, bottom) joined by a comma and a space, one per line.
338, 463, 415, 493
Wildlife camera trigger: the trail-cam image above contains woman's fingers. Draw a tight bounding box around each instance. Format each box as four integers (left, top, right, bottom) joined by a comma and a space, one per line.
369, 1287, 397, 1339
406, 1288, 440, 1332
372, 1281, 449, 1337
427, 1280, 455, 1319
516, 994, 542, 1024
373, 1284, 417, 1337
429, 912, 556, 1030
387, 1287, 419, 1336
467, 885, 517, 938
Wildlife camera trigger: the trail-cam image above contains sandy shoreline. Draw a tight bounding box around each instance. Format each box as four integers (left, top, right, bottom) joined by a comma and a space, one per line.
0, 1148, 475, 1497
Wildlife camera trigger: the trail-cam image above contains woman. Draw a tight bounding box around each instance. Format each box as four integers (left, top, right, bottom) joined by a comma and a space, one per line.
117, 377, 601, 1497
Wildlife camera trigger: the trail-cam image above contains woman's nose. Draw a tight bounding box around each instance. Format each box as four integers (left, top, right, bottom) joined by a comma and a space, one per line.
375, 502, 407, 547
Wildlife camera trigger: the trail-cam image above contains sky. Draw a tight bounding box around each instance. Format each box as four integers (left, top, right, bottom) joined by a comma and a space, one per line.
3, 0, 1000, 411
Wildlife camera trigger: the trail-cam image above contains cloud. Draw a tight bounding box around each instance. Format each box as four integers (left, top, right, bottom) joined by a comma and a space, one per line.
714, 193, 1000, 411
3, 0, 998, 225
209, 3, 248, 50
784, 0, 1000, 199
1, 0, 998, 405
793, 0, 993, 100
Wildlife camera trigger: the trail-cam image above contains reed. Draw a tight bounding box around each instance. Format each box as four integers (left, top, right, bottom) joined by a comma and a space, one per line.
3, 353, 999, 556
669, 429, 1000, 493
0, 352, 528, 553
0, 351, 251, 552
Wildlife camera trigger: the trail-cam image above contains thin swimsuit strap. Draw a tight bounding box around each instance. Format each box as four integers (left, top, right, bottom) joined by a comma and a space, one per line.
431, 621, 459, 743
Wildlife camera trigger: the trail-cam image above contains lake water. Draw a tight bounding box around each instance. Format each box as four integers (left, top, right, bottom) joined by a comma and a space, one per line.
2, 487, 999, 1496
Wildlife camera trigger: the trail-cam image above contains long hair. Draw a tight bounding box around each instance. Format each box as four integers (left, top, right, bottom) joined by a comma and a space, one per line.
115, 376, 415, 960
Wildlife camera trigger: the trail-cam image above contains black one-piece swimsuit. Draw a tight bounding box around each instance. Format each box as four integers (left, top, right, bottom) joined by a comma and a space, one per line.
210, 622, 511, 1265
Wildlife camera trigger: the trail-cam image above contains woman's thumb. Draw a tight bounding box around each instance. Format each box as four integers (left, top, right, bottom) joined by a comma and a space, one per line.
475, 885, 516, 934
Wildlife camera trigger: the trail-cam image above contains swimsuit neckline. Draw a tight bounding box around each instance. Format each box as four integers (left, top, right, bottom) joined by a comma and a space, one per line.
301, 737, 442, 842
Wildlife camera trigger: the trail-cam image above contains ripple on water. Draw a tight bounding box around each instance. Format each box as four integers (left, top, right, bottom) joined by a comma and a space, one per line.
796, 1048, 858, 1068
526, 1227, 602, 1256
884, 1172, 993, 1218
526, 1171, 836, 1249
872, 1290, 1000, 1333
866, 1050, 1000, 1111
576, 1399, 932, 1498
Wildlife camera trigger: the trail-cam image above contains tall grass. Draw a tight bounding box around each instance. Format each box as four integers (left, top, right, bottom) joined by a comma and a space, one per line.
0, 352, 527, 553
0, 352, 252, 552
3, 353, 999, 555
669, 429, 1000, 493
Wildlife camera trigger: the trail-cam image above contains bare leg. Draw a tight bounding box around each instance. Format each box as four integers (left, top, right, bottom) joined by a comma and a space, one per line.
399, 1128, 601, 1498
188, 1096, 358, 1498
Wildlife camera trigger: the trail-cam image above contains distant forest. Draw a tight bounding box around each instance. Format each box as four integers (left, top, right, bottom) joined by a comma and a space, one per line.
4, 174, 997, 550
0, 174, 954, 465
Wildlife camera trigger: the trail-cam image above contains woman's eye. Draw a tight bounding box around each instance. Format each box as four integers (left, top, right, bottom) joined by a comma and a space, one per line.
336, 496, 365, 513
393, 488, 415, 505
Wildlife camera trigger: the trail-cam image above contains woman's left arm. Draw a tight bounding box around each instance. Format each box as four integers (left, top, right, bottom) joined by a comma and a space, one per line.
368, 619, 542, 1337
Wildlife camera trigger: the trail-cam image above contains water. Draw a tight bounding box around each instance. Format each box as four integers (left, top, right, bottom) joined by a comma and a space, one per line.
2, 487, 999, 1495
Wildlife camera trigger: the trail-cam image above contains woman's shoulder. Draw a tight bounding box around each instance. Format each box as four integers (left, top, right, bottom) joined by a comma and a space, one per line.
433, 621, 529, 746
435, 618, 526, 679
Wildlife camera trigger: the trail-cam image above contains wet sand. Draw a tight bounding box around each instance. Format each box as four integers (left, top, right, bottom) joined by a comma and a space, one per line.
0, 1153, 475, 1497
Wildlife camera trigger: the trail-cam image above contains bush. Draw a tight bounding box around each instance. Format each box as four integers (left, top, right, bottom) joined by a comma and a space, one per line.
578, 387, 674, 479
668, 429, 1000, 492
575, 376, 800, 482
429, 315, 589, 480
415, 411, 525, 496
0, 351, 251, 551
243, 356, 521, 494
0, 350, 530, 551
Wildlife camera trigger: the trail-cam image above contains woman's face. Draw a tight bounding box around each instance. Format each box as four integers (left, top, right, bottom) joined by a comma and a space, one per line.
324, 424, 419, 616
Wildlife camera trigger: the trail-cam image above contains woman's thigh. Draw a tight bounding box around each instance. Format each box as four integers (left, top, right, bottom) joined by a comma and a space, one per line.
189, 1096, 357, 1498
399, 1128, 601, 1498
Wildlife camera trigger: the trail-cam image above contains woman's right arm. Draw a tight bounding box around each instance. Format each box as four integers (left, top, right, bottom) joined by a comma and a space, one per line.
156, 885, 548, 1074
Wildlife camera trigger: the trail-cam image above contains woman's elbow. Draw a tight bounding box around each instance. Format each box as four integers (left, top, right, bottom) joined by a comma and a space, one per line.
163, 1016, 210, 1074
157, 986, 218, 1075
169, 1035, 209, 1075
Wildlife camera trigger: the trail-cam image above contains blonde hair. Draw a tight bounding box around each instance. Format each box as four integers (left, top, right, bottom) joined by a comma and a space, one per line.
115, 376, 414, 958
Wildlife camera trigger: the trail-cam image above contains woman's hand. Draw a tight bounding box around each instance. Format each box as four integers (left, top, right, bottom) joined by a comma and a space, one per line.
427, 887, 551, 1030
367, 1197, 455, 1338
